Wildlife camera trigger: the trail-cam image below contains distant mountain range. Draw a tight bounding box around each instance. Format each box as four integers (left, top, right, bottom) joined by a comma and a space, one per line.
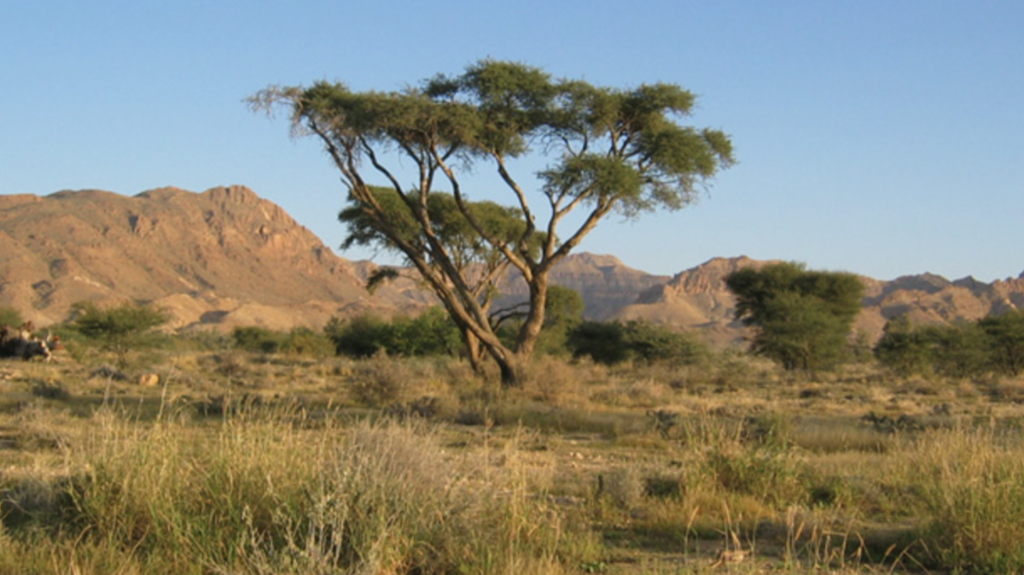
1, 186, 1021, 345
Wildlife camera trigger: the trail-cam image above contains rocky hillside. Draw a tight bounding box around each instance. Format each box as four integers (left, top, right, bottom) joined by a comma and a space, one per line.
618, 256, 1024, 346
0, 186, 428, 331
616, 256, 771, 346
496, 253, 670, 320
1, 186, 1021, 345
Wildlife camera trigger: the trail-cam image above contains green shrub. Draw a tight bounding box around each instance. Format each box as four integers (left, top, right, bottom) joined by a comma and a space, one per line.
980, 310, 1024, 376
0, 305, 24, 327
71, 301, 169, 368
232, 325, 284, 353
567, 320, 707, 366
280, 327, 335, 358
876, 316, 992, 379
566, 321, 629, 365
325, 307, 462, 358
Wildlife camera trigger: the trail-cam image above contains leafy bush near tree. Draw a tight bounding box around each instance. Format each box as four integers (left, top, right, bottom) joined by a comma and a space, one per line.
876, 310, 1024, 379
232, 326, 334, 357
567, 319, 708, 365
324, 307, 463, 359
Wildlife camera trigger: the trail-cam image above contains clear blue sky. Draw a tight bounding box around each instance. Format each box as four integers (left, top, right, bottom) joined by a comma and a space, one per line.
3, 1, 1022, 281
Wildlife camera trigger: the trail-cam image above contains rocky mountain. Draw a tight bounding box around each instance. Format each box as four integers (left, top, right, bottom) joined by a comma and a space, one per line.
1, 186, 1022, 346
855, 271, 1024, 340
618, 256, 1024, 346
495, 253, 671, 320
0, 186, 429, 331
616, 256, 771, 346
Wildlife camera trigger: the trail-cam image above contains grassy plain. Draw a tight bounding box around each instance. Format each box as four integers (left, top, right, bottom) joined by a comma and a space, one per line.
2, 343, 1024, 574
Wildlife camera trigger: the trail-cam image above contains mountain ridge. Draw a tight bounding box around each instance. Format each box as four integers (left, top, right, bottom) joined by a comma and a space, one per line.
1, 186, 1021, 345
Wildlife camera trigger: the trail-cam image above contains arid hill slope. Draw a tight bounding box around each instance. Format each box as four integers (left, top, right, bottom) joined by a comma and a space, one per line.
0, 186, 428, 330
495, 253, 670, 321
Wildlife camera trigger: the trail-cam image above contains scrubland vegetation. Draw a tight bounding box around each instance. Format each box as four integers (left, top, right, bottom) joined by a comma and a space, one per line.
4, 305, 1024, 574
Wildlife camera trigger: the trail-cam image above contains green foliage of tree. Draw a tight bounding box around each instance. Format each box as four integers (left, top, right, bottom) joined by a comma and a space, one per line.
0, 306, 24, 328
928, 321, 990, 379
567, 320, 707, 366
252, 59, 733, 386
725, 262, 865, 371
876, 312, 1018, 379
324, 308, 463, 359
72, 301, 169, 368
979, 310, 1024, 376
874, 315, 934, 376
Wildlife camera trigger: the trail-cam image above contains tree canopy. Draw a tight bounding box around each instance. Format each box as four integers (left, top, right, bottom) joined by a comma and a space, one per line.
725, 262, 864, 371
252, 59, 733, 386
72, 301, 169, 368
876, 310, 1024, 379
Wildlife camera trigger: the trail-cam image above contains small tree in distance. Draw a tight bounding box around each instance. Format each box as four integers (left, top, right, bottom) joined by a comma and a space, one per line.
979, 310, 1024, 376
72, 301, 169, 368
725, 262, 864, 371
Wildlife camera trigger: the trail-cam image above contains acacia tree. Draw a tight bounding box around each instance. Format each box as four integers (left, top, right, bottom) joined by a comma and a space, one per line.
339, 187, 537, 371
72, 301, 169, 368
979, 310, 1024, 377
252, 60, 733, 386
725, 262, 864, 371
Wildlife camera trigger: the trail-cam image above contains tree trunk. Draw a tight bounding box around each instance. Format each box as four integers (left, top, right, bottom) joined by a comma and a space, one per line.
497, 357, 519, 388
463, 329, 486, 374
481, 343, 522, 388
515, 272, 549, 358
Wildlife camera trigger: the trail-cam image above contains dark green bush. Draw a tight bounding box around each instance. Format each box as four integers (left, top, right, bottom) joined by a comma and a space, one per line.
876, 314, 999, 379
325, 308, 462, 358
232, 326, 284, 354
567, 320, 707, 366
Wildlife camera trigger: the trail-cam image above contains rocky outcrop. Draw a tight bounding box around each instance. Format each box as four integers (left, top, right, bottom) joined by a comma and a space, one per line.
495, 253, 671, 320
0, 186, 425, 330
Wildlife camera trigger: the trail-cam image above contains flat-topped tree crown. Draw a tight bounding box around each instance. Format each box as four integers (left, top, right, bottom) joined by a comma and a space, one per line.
251, 59, 733, 386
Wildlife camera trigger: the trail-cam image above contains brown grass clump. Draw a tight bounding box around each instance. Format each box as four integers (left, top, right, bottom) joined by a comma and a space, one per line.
894, 427, 1024, 573
7, 343, 1024, 574
1, 404, 590, 575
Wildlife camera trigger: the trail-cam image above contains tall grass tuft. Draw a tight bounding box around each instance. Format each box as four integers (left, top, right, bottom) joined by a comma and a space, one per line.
12, 406, 583, 574
680, 412, 809, 510
898, 427, 1024, 574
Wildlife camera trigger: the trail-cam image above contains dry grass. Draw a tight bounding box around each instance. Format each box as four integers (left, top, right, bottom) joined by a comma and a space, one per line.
2, 347, 1024, 574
